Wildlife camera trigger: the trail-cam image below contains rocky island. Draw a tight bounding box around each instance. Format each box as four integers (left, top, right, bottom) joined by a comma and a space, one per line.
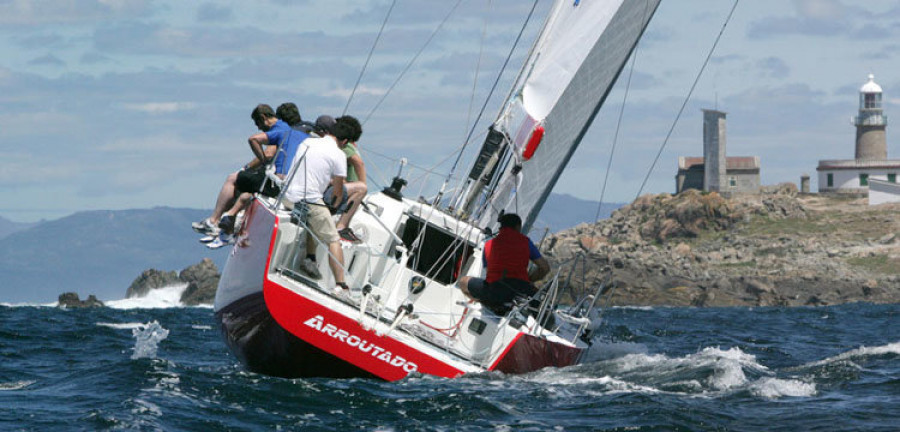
58, 258, 220, 308
125, 258, 220, 306
543, 185, 900, 307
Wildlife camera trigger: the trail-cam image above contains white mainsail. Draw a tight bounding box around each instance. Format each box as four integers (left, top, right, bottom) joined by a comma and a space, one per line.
475, 0, 660, 232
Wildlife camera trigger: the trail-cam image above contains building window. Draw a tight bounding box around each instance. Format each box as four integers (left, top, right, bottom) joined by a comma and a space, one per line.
827, 173, 833, 187
728, 176, 737, 188
860, 173, 869, 186
889, 173, 897, 183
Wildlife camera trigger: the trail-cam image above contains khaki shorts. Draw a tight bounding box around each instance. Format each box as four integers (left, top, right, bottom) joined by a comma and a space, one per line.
305, 199, 340, 244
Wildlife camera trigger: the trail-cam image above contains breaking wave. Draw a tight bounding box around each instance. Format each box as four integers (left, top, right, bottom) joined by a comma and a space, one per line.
106, 284, 189, 310
518, 345, 819, 399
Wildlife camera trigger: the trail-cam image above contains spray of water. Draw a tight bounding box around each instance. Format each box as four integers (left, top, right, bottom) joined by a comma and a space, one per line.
131, 321, 170, 360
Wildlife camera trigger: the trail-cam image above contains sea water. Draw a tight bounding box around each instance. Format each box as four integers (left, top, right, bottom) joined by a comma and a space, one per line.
1, 297, 897, 431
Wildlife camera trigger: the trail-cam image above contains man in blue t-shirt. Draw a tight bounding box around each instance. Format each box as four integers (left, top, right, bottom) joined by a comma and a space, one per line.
237, 103, 309, 195
216, 104, 310, 238
192, 104, 281, 240
192, 103, 309, 247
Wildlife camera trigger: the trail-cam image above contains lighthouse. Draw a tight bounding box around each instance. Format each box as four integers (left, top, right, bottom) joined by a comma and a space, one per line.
817, 74, 900, 197
855, 74, 887, 160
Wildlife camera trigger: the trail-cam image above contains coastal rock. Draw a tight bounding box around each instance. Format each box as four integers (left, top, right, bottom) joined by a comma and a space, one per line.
58, 292, 104, 308
545, 191, 900, 307
126, 269, 180, 298
121, 259, 220, 306
179, 258, 219, 306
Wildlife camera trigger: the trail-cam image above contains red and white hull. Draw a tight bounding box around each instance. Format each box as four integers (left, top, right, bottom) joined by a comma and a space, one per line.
214, 196, 591, 381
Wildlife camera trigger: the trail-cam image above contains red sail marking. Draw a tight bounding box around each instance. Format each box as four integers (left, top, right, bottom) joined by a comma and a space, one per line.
522, 124, 545, 161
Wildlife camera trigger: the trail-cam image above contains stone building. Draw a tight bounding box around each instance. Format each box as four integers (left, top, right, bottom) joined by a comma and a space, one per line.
817, 74, 900, 194
676, 109, 760, 196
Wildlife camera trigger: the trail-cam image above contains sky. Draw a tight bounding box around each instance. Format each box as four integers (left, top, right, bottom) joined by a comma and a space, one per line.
2, 0, 900, 223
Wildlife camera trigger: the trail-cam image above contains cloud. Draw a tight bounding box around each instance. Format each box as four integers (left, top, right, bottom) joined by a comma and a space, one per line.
793, 0, 848, 20
196, 3, 232, 23
79, 51, 113, 64
747, 16, 848, 38
757, 56, 790, 79
747, 0, 895, 40
13, 32, 66, 49
91, 21, 375, 59
0, 0, 155, 25
27, 53, 66, 67
118, 102, 197, 114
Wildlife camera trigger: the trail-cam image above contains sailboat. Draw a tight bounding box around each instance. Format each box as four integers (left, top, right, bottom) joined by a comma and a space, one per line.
214, 0, 661, 381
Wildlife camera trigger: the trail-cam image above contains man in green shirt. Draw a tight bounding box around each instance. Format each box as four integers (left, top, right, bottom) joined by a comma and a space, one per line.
336, 137, 367, 242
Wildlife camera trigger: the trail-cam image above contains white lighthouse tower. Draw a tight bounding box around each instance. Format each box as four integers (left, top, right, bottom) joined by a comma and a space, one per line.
817, 74, 900, 196
855, 74, 887, 160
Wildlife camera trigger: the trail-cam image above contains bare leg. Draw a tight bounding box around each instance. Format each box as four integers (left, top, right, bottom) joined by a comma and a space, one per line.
223, 192, 253, 219
336, 182, 367, 231
306, 232, 317, 256
327, 241, 345, 284
210, 172, 239, 224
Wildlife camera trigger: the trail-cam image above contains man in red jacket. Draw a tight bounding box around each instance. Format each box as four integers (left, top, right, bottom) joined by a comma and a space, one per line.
459, 213, 550, 314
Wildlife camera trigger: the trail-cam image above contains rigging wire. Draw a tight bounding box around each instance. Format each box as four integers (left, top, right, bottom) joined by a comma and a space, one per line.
362, 0, 464, 125
343, 0, 397, 116
594, 0, 652, 222
634, 0, 740, 200
463, 0, 492, 148
443, 0, 541, 184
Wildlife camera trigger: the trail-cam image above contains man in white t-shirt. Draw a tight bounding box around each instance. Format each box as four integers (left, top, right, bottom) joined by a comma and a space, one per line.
283, 115, 362, 291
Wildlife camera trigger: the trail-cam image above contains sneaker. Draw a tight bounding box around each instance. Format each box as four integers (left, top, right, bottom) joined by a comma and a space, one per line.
198, 234, 217, 243
218, 215, 236, 235
206, 233, 234, 249
333, 282, 350, 297
192, 218, 219, 235
339, 228, 361, 243
298, 258, 322, 280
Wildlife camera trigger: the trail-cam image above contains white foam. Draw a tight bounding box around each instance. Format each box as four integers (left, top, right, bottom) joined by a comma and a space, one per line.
804, 342, 900, 368
696, 347, 767, 391
0, 302, 56, 308
749, 377, 816, 398
611, 305, 655, 311
131, 321, 170, 359
0, 380, 35, 391
106, 284, 188, 309
97, 322, 148, 330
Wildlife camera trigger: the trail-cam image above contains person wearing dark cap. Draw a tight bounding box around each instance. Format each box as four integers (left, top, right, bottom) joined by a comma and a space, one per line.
313, 115, 336, 137
458, 213, 550, 315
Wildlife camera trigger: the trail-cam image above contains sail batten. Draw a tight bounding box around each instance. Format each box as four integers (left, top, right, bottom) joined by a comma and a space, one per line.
478, 0, 661, 232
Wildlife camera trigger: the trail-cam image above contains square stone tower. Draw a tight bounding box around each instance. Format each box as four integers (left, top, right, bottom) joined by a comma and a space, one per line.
703, 109, 727, 192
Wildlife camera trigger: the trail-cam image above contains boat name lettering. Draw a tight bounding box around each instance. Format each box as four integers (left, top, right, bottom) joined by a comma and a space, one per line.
303, 315, 418, 373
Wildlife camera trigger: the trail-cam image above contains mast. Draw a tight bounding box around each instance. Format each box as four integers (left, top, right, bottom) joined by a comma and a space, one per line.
469, 0, 661, 233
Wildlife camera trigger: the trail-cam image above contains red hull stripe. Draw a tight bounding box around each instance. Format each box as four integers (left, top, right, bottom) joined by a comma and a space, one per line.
265, 284, 466, 381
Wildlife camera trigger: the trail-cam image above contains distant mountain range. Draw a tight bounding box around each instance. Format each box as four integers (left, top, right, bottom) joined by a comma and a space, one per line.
536, 193, 621, 235
0, 194, 622, 303
0, 216, 38, 241
0, 208, 228, 304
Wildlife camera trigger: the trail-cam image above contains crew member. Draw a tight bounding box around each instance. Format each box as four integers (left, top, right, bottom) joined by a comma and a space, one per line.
458, 213, 550, 314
